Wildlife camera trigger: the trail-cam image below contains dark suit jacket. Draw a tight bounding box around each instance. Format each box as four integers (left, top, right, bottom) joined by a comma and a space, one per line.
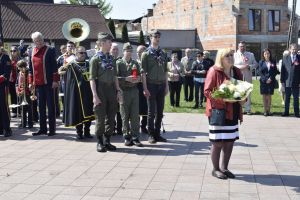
281, 54, 300, 87
258, 60, 278, 84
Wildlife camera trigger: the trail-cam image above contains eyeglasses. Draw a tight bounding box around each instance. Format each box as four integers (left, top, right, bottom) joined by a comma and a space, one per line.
154, 35, 160, 39
11, 50, 17, 52
225, 54, 233, 58
77, 52, 86, 54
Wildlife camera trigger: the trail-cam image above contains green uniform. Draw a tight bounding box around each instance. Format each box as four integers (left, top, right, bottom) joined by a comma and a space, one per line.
89, 52, 117, 139
117, 58, 141, 140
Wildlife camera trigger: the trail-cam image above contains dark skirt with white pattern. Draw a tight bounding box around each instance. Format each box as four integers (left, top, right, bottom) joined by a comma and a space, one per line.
208, 102, 240, 142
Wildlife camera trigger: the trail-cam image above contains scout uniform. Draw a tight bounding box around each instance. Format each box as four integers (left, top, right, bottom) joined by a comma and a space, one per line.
89, 32, 118, 152
0, 52, 12, 137
141, 30, 168, 143
117, 43, 143, 147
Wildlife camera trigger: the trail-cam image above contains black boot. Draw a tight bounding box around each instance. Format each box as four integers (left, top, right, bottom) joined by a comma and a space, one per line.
97, 136, 107, 152
104, 135, 117, 151
124, 135, 133, 146
155, 130, 167, 142
76, 124, 84, 140
4, 129, 12, 137
148, 131, 157, 144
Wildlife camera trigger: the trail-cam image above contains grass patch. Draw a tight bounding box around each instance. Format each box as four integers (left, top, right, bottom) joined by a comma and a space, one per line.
164, 80, 295, 116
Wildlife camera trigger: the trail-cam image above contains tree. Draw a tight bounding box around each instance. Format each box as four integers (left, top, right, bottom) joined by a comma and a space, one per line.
121, 24, 129, 42
138, 30, 145, 45
107, 18, 116, 39
69, 0, 112, 17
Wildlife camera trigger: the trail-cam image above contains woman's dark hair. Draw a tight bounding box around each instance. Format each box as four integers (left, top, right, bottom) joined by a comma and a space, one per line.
261, 48, 273, 61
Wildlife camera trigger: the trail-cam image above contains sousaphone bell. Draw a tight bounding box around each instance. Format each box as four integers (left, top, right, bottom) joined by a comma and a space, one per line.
62, 18, 90, 43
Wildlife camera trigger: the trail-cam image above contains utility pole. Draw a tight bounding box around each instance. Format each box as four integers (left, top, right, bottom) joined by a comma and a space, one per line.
287, 0, 297, 48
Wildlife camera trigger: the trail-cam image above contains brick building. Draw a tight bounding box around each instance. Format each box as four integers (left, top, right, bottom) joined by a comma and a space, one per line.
142, 0, 290, 61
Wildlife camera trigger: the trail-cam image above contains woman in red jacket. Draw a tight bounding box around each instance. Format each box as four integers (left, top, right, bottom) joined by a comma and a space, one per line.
204, 48, 244, 179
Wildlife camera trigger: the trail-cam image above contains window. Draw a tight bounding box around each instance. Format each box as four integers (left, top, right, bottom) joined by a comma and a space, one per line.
268, 10, 280, 32
248, 9, 261, 31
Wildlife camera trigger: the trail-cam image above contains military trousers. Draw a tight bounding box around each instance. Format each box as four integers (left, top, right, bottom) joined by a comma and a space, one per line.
120, 87, 140, 140
94, 82, 117, 138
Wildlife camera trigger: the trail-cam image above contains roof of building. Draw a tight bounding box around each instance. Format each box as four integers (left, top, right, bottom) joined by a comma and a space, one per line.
1, 1, 110, 40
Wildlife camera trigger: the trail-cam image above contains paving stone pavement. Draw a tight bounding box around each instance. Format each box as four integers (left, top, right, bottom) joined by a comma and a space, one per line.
0, 113, 299, 200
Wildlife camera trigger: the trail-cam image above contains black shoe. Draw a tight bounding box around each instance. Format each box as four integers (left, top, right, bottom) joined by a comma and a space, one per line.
295, 114, 300, 118
222, 170, 235, 179
264, 112, 268, 117
76, 132, 84, 140
281, 113, 289, 117
199, 104, 203, 108
141, 127, 148, 134
97, 143, 107, 152
124, 138, 133, 146
0, 130, 3, 135
156, 135, 167, 142
48, 132, 56, 136
32, 130, 47, 136
28, 124, 33, 129
212, 170, 227, 179
4, 129, 12, 137
148, 135, 157, 144
84, 132, 93, 139
132, 139, 143, 147
267, 112, 273, 116
193, 105, 199, 109
105, 143, 117, 151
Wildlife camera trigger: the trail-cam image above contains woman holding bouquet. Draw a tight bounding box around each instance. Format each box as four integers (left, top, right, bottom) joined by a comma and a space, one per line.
258, 49, 278, 116
204, 48, 244, 179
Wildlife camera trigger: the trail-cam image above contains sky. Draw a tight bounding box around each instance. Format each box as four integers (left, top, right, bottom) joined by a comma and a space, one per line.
54, 0, 299, 19
54, 0, 157, 20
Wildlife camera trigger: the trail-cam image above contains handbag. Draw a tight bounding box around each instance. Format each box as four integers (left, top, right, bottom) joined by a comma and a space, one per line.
273, 79, 279, 89
209, 109, 226, 126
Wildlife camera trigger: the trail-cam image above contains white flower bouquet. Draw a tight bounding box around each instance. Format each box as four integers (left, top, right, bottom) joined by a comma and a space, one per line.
212, 78, 253, 102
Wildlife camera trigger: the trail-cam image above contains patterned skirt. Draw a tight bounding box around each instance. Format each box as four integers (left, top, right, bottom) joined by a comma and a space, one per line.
208, 103, 240, 142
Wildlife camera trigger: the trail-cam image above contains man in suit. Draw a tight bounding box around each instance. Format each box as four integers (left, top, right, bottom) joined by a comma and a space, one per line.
281, 43, 300, 117
234, 41, 258, 115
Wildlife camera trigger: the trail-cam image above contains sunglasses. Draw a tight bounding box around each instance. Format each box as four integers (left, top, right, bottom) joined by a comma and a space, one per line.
11, 50, 17, 52
77, 52, 86, 54
225, 54, 233, 58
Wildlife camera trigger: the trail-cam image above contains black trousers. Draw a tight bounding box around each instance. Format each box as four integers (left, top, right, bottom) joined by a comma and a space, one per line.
0, 86, 10, 132
184, 76, 194, 101
194, 81, 205, 106
76, 120, 92, 133
9, 81, 17, 114
20, 95, 33, 127
36, 85, 56, 133
147, 83, 165, 135
284, 87, 299, 115
168, 81, 181, 106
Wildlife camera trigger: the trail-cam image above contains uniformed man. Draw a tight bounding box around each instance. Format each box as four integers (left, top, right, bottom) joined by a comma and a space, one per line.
117, 43, 143, 147
136, 45, 148, 134
63, 46, 95, 139
141, 30, 168, 144
0, 47, 12, 137
89, 32, 122, 152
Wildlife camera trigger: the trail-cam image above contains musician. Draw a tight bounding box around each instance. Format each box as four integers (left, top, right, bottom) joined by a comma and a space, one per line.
63, 46, 94, 139
0, 46, 12, 137
28, 32, 59, 136
57, 41, 76, 117
16, 60, 33, 129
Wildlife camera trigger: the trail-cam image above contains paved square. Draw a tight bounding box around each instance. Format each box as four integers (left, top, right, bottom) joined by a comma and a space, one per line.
0, 113, 299, 199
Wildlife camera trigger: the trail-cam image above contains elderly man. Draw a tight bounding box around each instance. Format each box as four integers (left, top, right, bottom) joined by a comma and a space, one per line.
234, 41, 258, 115
181, 48, 195, 102
29, 32, 59, 136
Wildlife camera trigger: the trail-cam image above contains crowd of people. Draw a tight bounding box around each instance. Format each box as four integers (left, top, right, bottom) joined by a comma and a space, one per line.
0, 30, 300, 180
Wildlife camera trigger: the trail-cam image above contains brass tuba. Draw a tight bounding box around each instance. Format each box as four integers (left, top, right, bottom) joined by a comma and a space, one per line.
62, 18, 90, 43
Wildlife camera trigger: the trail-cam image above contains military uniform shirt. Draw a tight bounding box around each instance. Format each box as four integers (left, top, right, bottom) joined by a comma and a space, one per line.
116, 58, 141, 89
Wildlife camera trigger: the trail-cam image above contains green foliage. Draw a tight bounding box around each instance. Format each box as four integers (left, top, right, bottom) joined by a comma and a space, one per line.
69, 0, 112, 17
121, 24, 129, 42
108, 18, 116, 39
138, 30, 145, 45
